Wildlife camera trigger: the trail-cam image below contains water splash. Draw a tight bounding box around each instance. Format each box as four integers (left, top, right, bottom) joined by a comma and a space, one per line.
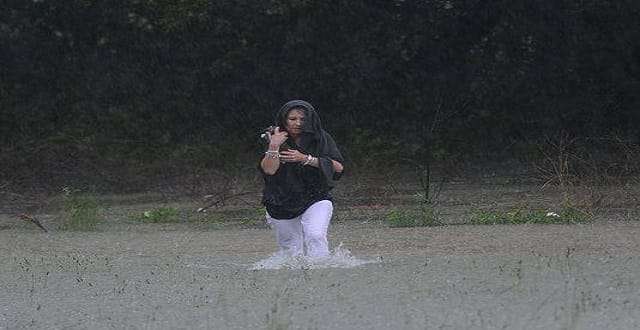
249, 244, 378, 270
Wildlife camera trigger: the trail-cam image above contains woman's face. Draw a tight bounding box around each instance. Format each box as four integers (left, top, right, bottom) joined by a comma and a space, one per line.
284, 109, 305, 137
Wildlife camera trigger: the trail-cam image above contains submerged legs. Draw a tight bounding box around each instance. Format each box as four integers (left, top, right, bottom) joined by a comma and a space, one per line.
267, 200, 333, 257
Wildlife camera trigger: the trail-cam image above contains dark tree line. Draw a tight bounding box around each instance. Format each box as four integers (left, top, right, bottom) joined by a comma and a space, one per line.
1, 0, 639, 191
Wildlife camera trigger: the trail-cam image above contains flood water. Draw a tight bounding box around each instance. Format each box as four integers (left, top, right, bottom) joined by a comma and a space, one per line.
2, 221, 640, 329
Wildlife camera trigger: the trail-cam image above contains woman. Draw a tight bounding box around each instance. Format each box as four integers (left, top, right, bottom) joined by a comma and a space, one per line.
260, 100, 344, 258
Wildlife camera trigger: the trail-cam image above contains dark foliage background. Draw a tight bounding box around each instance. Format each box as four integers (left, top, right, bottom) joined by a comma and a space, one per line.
2, 0, 639, 193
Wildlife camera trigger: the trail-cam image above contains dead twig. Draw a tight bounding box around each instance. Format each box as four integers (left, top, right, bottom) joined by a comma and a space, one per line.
197, 191, 258, 213
18, 213, 48, 232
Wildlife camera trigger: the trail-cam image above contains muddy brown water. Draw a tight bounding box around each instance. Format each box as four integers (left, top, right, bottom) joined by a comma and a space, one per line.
2, 219, 640, 329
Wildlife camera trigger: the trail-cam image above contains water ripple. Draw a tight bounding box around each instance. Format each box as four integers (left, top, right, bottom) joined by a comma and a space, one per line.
250, 244, 378, 270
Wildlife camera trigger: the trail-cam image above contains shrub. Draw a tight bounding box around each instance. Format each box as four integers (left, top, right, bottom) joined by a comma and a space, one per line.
239, 206, 267, 228
386, 204, 441, 228
60, 188, 101, 231
558, 204, 593, 223
137, 207, 180, 223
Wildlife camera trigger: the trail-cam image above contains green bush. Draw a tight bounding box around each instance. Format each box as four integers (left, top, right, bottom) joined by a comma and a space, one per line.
386, 205, 441, 228
137, 207, 180, 223
238, 206, 267, 227
60, 188, 101, 231
558, 204, 593, 223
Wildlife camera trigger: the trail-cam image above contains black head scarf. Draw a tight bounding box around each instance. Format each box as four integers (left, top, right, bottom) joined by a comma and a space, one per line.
275, 100, 344, 186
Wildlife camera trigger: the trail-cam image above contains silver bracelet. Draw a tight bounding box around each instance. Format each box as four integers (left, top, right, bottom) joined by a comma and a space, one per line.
265, 150, 280, 159
303, 154, 314, 166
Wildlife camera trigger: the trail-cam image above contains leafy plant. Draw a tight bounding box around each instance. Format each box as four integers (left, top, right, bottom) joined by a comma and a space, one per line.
137, 207, 180, 223
59, 187, 101, 231
238, 206, 267, 228
386, 204, 441, 228
558, 203, 593, 223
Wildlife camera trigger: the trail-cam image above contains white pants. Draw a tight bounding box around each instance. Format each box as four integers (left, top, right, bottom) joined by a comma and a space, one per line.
266, 200, 333, 258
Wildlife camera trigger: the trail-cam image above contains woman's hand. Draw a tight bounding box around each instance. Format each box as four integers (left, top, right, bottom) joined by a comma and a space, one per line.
279, 149, 307, 163
261, 127, 288, 175
267, 126, 288, 150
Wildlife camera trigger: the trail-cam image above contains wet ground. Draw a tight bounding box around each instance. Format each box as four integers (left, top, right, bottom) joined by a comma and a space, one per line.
3, 220, 640, 329
2, 178, 639, 329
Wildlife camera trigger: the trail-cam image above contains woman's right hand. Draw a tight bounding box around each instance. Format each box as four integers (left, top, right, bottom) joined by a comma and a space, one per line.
268, 126, 288, 149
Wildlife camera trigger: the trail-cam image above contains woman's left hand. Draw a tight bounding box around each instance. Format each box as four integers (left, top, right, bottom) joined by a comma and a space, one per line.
279, 149, 307, 163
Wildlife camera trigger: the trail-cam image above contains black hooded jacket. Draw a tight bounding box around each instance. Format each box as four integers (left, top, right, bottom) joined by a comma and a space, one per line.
260, 100, 344, 219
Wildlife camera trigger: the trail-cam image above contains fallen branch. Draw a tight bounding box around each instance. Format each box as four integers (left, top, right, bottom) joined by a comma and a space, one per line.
18, 213, 48, 232
197, 191, 258, 213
